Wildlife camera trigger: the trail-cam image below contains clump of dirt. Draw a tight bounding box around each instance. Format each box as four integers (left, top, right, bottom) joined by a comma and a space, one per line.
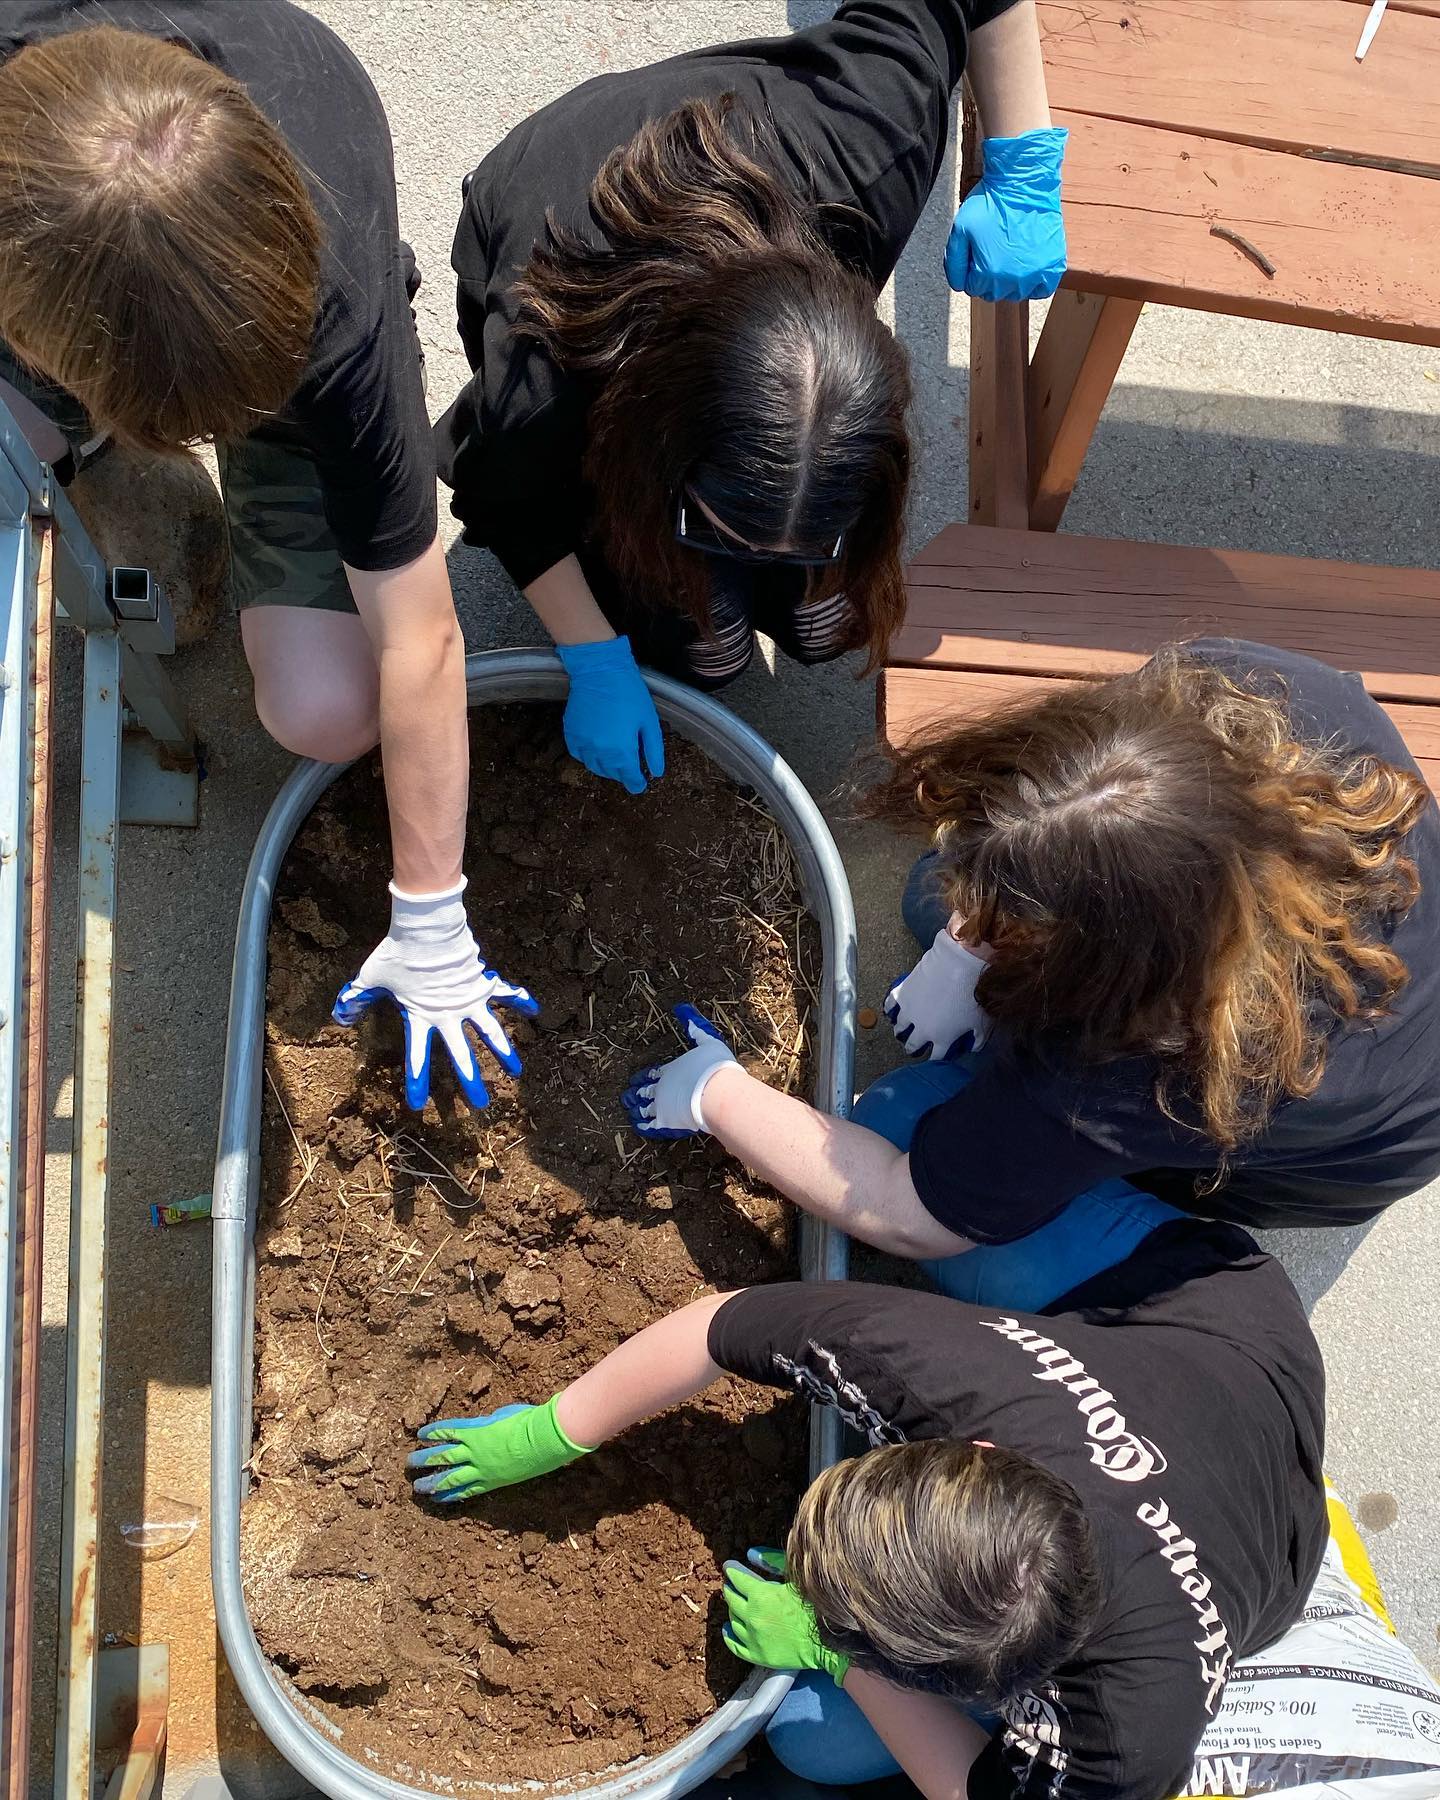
241, 705, 820, 1790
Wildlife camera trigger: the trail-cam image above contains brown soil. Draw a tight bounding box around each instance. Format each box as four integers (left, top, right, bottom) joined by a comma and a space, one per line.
241, 705, 819, 1791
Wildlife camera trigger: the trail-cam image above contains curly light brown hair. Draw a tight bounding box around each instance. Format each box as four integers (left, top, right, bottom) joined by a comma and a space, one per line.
864, 650, 1431, 1149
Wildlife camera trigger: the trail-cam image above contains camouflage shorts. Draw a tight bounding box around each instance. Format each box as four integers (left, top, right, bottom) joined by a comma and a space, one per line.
0, 243, 425, 615
1, 342, 351, 614
215, 434, 353, 614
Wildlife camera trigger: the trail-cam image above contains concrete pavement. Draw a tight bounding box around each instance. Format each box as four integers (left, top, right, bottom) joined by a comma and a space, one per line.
28, 3, 1440, 1793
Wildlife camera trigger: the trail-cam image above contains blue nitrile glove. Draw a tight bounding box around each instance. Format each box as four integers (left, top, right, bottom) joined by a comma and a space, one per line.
333, 877, 539, 1112
407, 1397, 591, 1504
621, 1003, 738, 1139
945, 127, 1068, 302
556, 635, 665, 795
722, 1547, 851, 1684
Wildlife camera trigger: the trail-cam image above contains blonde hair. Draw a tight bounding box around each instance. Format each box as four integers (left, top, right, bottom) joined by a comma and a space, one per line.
787, 1440, 1098, 1704
863, 650, 1430, 1149
0, 26, 321, 451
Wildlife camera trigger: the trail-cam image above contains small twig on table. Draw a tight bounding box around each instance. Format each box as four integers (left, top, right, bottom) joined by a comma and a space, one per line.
1209, 224, 1276, 279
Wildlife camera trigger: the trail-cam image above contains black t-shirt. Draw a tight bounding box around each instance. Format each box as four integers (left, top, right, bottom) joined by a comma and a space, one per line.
910, 640, 1440, 1242
0, 0, 435, 572
709, 1222, 1328, 1800
436, 0, 1020, 590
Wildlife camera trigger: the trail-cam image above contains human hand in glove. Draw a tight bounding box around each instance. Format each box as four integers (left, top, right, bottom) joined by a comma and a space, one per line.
621, 1003, 739, 1139
407, 1397, 591, 1503
885, 919, 990, 1061
556, 635, 665, 795
333, 877, 538, 1111
723, 1547, 850, 1684
945, 126, 1068, 302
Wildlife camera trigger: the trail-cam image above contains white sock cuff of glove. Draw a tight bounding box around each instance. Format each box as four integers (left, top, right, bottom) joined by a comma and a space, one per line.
389, 876, 468, 906
932, 920, 988, 972
690, 1057, 738, 1132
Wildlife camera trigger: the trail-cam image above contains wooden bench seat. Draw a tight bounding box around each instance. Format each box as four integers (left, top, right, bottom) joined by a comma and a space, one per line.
880, 526, 1440, 792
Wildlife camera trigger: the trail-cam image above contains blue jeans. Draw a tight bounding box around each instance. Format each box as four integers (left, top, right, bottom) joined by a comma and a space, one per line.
767, 1675, 904, 1784
766, 1677, 1000, 1784
901, 848, 952, 946
853, 1058, 1183, 1312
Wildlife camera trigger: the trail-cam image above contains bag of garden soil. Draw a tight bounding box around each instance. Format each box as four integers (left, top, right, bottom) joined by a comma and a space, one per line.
1172, 1485, 1440, 1798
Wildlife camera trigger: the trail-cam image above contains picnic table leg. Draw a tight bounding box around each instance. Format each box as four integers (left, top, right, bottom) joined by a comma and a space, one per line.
967, 298, 1031, 529
1026, 290, 1143, 532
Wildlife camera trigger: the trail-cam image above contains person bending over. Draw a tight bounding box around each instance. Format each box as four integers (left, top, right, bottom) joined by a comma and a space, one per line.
0, 4, 534, 1111
438, 0, 1066, 793
405, 1219, 1327, 1799
624, 641, 1440, 1310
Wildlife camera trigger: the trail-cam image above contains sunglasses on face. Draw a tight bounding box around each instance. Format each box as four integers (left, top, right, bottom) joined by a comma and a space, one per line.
674, 496, 845, 567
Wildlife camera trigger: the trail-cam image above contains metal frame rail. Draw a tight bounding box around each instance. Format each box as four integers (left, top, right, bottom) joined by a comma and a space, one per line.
0, 398, 196, 1800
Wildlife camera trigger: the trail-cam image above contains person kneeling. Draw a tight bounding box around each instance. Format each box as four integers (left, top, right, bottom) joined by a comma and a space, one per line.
406, 1219, 1327, 1800
623, 640, 1440, 1312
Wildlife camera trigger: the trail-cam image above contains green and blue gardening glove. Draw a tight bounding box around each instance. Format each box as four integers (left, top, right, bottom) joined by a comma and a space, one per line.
406, 1397, 591, 1504
722, 1546, 850, 1684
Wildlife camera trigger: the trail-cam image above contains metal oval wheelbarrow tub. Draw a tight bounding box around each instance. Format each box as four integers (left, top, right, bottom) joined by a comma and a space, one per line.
211, 648, 858, 1800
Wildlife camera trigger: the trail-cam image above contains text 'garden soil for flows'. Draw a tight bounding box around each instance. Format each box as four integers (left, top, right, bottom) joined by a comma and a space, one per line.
240, 705, 818, 1790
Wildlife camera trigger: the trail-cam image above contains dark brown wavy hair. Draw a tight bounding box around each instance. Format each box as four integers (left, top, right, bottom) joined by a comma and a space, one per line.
863, 651, 1431, 1148
514, 94, 911, 671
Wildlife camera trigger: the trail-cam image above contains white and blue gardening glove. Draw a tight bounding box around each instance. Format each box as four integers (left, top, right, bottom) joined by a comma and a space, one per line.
622, 1003, 738, 1140
945, 126, 1068, 302
556, 635, 665, 795
333, 877, 538, 1111
884, 921, 990, 1061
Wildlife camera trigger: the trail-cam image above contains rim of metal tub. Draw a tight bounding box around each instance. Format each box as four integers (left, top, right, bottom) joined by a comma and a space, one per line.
211, 649, 858, 1800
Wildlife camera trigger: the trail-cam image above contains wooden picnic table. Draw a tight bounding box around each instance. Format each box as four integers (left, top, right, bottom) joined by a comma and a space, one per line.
970, 0, 1440, 532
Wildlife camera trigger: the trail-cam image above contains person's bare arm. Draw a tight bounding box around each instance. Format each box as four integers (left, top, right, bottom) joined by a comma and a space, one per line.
524, 552, 616, 645
842, 1670, 992, 1800
554, 1292, 735, 1445
968, 0, 1053, 137
345, 536, 467, 890
700, 1067, 974, 1261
